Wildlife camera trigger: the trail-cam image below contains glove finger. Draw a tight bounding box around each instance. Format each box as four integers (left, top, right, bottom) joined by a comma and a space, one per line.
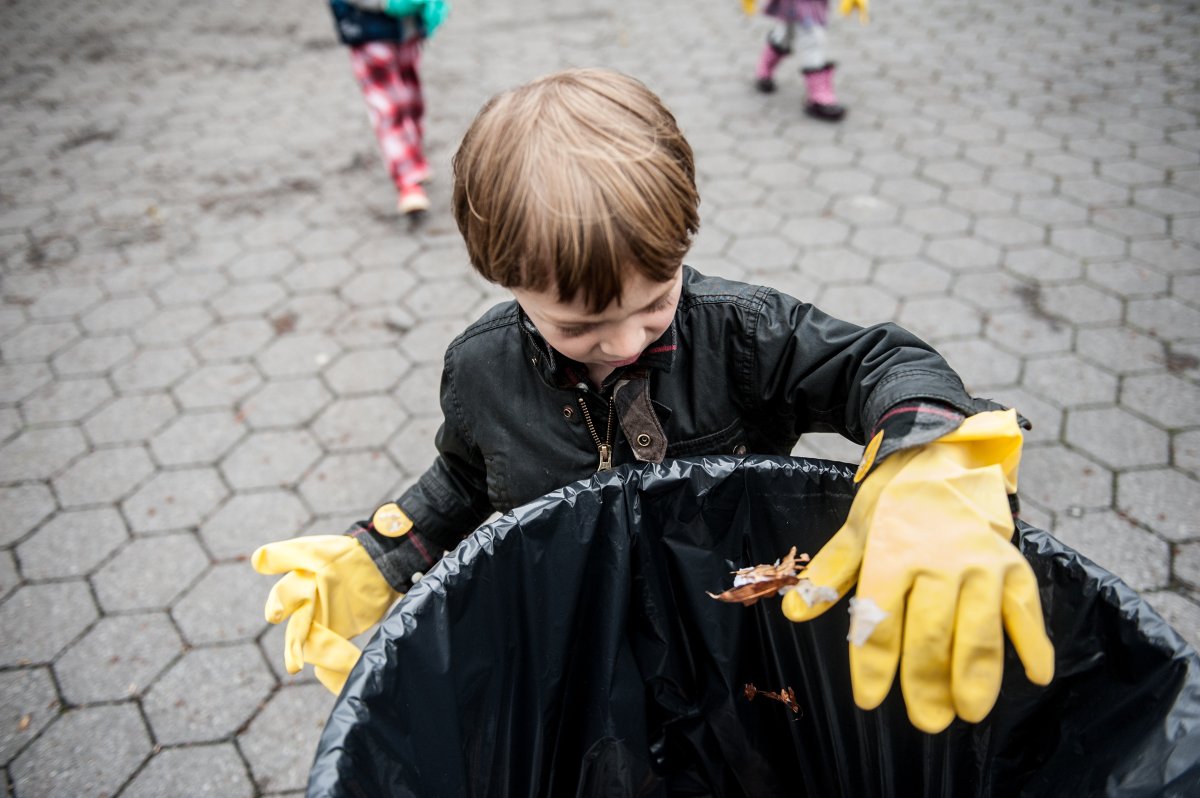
846, 586, 903, 712
781, 523, 867, 622
304, 621, 364, 675
264, 571, 316, 624
283, 599, 316, 675
251, 536, 346, 575
898, 574, 956, 734
1002, 562, 1055, 686
951, 570, 1005, 724
314, 665, 350, 696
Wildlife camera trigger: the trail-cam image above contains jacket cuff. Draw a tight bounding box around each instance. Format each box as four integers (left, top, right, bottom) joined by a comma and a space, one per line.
345, 518, 439, 593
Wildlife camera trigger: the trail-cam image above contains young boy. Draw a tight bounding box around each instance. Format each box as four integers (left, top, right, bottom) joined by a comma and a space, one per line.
253, 68, 1053, 735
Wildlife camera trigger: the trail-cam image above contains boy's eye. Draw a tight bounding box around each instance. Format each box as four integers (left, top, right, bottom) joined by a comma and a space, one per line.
557, 325, 590, 339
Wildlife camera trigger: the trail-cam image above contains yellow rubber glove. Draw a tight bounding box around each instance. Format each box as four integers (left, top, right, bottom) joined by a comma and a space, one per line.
838, 0, 869, 23
781, 410, 1054, 733
741, 0, 756, 15
252, 535, 400, 694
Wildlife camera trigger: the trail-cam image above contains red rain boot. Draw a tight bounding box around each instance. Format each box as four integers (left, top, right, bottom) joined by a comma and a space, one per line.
802, 62, 846, 121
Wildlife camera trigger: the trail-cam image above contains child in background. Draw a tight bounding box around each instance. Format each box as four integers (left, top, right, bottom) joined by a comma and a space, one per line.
329, 0, 449, 215
748, 0, 868, 121
253, 68, 1053, 736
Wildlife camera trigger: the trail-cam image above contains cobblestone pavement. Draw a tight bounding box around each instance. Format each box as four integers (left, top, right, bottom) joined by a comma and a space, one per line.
1, 0, 1197, 794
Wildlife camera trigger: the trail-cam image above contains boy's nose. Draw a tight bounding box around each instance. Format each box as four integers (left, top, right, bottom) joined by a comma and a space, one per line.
601, 325, 647, 359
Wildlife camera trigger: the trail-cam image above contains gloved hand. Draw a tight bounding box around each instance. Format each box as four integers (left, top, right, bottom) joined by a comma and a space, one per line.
781, 410, 1054, 733
252, 535, 400, 694
838, 0, 869, 23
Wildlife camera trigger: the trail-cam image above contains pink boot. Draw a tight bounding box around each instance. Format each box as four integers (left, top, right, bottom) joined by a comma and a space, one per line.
754, 40, 790, 94
802, 62, 846, 121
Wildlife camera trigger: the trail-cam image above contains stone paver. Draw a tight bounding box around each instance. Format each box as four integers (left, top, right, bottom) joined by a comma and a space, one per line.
1, 0, 1198, 793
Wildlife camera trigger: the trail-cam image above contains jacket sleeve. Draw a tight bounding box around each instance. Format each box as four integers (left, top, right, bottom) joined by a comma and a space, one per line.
747, 286, 982, 450
351, 349, 494, 592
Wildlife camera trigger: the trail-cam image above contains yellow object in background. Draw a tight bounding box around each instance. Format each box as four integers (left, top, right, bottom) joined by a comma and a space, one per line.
781, 410, 1053, 733
838, 0, 870, 23
742, 0, 757, 16
253, 535, 400, 694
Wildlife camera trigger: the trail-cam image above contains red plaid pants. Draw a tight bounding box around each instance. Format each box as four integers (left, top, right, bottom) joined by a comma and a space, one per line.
350, 39, 428, 192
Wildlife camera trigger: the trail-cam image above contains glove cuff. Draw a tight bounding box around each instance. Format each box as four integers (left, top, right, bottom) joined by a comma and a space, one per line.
346, 518, 438, 592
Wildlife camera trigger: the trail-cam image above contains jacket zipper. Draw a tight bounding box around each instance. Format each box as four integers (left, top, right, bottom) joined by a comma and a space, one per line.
576, 391, 614, 472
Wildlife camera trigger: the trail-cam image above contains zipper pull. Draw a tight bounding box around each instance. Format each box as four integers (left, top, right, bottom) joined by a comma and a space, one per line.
597, 444, 612, 472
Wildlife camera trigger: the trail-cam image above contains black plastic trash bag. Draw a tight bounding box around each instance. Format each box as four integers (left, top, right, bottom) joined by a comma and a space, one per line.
308, 456, 1200, 798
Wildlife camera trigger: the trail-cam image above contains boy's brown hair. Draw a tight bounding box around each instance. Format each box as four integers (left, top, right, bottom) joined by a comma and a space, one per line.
452, 68, 700, 312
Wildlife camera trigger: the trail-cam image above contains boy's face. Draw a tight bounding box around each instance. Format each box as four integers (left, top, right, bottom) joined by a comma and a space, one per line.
513, 266, 683, 385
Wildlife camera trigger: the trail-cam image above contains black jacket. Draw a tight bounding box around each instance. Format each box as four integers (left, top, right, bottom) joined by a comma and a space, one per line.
355, 267, 996, 590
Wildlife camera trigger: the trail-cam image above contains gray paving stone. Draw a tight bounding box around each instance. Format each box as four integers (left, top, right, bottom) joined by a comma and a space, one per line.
1094, 206, 1171, 239
150, 409, 247, 467
1050, 226, 1128, 260
25, 284, 103, 321
91, 534, 209, 612
900, 206, 970, 237
299, 450, 403, 516
51, 333, 136, 376
850, 226, 923, 259
888, 271, 975, 324
0, 548, 16, 600
1002, 246, 1084, 284
0, 581, 97, 666
1023, 354, 1118, 407
313, 396, 408, 452
876, 176, 943, 205
0, 668, 57, 766
210, 280, 287, 320
123, 467, 229, 534
1127, 297, 1200, 341
1175, 541, 1200, 593
79, 295, 158, 334
111, 346, 198, 393
1076, 326, 1169, 375
0, 427, 86, 482
144, 643, 275, 746
200, 490, 311, 561
1019, 444, 1113, 513
0, 362, 52, 404
193, 318, 276, 362
52, 445, 155, 507
0, 321, 79, 362
1085, 260, 1169, 298
1058, 176, 1129, 207
174, 362, 263, 411
1036, 283, 1124, 326
386, 414, 443, 478
322, 348, 411, 397
1117, 469, 1200, 543
82, 392, 177, 445
54, 612, 181, 703
1133, 186, 1200, 216
1054, 510, 1170, 592
781, 217, 851, 249
0, 483, 56, 547
16, 507, 127, 580
133, 304, 215, 347
256, 332, 342, 378
221, 430, 322, 490
238, 378, 333, 431
1065, 407, 1170, 469
283, 256, 357, 294
872, 258, 951, 298
936, 338, 1021, 391
20, 377, 112, 426
988, 166, 1056, 197
174, 563, 271, 645
121, 743, 255, 798
1177, 429, 1200, 478
9, 703, 150, 798
240, 683, 336, 794
953, 271, 1030, 312
926, 236, 1002, 273
154, 272, 229, 307
1122, 373, 1200, 429
1015, 196, 1089, 226
987, 387, 1064, 445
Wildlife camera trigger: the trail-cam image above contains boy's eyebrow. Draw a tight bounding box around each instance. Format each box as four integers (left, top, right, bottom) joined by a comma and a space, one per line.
548, 284, 676, 327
